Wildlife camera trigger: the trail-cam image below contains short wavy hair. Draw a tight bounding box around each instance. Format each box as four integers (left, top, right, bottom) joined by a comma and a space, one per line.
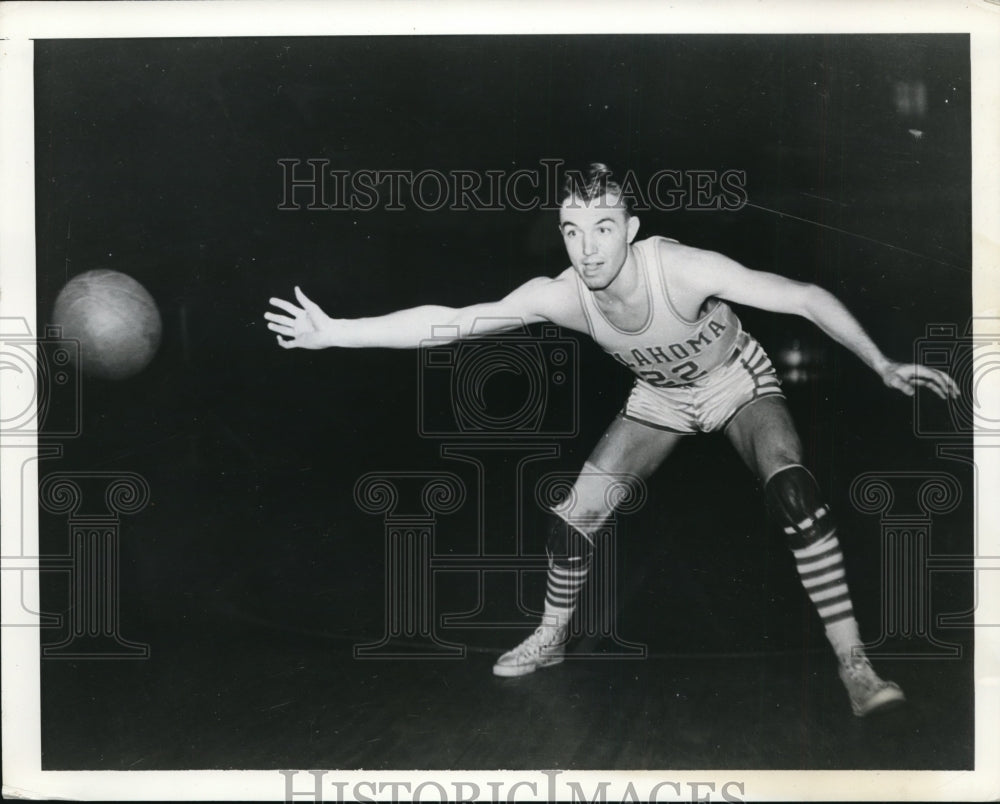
560, 162, 632, 214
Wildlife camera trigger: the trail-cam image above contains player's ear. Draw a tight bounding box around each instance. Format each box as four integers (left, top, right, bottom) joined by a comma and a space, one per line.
627, 215, 640, 243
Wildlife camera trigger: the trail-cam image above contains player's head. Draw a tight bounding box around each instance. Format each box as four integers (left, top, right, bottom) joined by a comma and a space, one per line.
558, 163, 640, 291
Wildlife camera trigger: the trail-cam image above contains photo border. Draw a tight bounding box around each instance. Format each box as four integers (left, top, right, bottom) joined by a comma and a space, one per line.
2, 1, 998, 800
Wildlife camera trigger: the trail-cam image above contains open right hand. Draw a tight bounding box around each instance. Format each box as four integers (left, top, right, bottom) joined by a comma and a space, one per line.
265, 287, 334, 350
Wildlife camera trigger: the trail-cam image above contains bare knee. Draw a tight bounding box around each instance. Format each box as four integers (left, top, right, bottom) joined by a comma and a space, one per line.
552, 461, 644, 533
757, 443, 803, 484
727, 399, 803, 482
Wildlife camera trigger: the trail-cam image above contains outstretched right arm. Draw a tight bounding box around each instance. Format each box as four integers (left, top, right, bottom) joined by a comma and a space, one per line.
265, 275, 580, 350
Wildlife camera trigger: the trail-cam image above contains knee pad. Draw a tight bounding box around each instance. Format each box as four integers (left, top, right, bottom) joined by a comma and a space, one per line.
545, 511, 595, 567
764, 464, 836, 549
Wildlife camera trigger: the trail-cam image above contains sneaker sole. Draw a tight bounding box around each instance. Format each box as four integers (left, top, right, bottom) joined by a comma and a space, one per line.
853, 686, 906, 717
492, 655, 564, 678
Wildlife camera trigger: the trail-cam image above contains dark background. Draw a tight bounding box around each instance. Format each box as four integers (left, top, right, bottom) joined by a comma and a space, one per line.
33, 35, 974, 770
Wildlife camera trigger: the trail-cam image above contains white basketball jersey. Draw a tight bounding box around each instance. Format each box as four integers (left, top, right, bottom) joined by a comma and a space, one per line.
574, 236, 742, 387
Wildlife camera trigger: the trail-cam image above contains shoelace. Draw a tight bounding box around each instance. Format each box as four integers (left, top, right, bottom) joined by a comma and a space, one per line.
843, 658, 882, 692
511, 626, 563, 656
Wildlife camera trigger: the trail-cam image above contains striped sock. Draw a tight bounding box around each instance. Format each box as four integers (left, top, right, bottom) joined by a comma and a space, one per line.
792, 532, 861, 659
542, 554, 591, 629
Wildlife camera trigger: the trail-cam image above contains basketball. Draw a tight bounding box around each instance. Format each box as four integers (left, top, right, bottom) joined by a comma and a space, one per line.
52, 269, 162, 380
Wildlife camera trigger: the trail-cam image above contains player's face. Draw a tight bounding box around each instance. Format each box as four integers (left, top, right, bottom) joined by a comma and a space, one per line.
559, 194, 640, 291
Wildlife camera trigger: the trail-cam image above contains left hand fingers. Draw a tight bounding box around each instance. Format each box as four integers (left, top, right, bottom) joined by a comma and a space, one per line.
911, 375, 949, 400
911, 365, 960, 399
888, 375, 916, 396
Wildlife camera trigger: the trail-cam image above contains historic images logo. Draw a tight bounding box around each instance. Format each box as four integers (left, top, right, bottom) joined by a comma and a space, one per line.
277, 158, 747, 213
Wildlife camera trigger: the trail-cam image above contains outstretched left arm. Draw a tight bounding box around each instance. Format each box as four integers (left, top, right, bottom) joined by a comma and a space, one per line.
689, 248, 960, 400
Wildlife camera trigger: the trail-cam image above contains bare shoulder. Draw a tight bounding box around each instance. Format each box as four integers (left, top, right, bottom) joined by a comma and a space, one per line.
656, 237, 729, 269
505, 269, 587, 332
655, 238, 740, 293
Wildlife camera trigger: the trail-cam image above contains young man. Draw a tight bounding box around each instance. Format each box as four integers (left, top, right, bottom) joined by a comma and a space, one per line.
265, 164, 958, 717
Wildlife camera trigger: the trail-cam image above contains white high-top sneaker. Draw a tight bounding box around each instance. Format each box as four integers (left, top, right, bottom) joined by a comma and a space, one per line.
492, 623, 569, 677
838, 655, 906, 716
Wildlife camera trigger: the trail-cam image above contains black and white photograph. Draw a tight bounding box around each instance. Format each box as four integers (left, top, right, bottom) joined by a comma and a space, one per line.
1, 2, 998, 801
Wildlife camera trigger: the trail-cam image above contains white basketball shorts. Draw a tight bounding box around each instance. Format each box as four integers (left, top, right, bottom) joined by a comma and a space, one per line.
621, 330, 784, 434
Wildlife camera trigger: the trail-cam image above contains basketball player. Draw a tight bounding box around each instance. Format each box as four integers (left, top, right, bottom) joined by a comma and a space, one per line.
265, 164, 959, 717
